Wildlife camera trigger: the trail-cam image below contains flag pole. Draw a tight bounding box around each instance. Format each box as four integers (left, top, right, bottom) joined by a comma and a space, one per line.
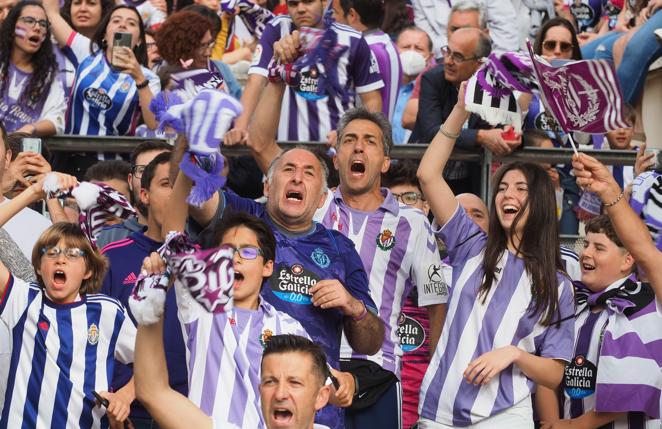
566, 132, 580, 158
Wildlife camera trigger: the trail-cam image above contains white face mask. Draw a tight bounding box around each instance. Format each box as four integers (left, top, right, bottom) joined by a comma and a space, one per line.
400, 50, 427, 77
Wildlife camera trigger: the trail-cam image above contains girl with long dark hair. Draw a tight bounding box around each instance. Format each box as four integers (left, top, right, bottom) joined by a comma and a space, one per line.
0, 0, 65, 136
42, 1, 160, 175
416, 82, 575, 429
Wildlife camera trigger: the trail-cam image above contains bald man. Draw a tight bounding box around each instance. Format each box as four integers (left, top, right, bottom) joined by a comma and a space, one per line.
456, 193, 489, 233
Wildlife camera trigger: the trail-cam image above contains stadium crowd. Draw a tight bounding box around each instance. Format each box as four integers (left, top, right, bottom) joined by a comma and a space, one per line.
0, 0, 661, 428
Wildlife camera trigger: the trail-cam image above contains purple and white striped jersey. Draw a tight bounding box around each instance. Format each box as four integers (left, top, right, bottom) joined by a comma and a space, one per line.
564, 278, 662, 428
249, 15, 384, 141
363, 29, 402, 120
0, 275, 136, 429
315, 189, 447, 376
419, 207, 575, 426
175, 282, 309, 429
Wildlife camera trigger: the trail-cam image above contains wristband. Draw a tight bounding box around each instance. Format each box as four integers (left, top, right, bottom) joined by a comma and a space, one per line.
603, 191, 624, 208
136, 79, 149, 89
439, 124, 460, 140
351, 303, 368, 322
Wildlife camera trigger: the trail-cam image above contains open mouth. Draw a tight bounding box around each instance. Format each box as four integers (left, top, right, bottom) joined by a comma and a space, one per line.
272, 408, 293, 423
28, 35, 41, 44
233, 271, 244, 282
285, 191, 303, 202
350, 161, 365, 174
581, 262, 595, 271
502, 205, 519, 215
53, 270, 67, 285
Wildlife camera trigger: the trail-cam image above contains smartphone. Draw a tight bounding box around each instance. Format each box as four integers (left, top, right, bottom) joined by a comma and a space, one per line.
112, 32, 132, 68
22, 137, 41, 154
646, 148, 662, 172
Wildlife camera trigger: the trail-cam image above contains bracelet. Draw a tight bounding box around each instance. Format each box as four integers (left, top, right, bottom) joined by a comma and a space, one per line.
439, 124, 460, 140
135, 80, 149, 89
351, 303, 368, 322
603, 191, 624, 208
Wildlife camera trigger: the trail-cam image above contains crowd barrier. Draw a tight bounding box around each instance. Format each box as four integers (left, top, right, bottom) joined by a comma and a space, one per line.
44, 135, 637, 245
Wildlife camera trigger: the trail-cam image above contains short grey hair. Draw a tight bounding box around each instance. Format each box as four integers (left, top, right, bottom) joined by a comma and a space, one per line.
451, 0, 487, 30
336, 107, 393, 156
266, 146, 329, 195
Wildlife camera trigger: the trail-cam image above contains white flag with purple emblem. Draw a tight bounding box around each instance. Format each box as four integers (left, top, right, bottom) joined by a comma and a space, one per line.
526, 41, 630, 134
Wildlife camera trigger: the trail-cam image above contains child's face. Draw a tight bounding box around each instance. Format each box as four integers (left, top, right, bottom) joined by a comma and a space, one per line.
221, 226, 273, 308
606, 127, 634, 150
580, 232, 633, 292
38, 239, 92, 304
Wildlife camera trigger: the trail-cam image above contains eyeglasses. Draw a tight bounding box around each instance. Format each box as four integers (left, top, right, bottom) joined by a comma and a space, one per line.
198, 39, 215, 52
145, 42, 158, 50
223, 245, 264, 260
542, 40, 573, 53
131, 164, 146, 178
41, 246, 86, 260
18, 16, 49, 30
440, 45, 479, 63
392, 191, 423, 206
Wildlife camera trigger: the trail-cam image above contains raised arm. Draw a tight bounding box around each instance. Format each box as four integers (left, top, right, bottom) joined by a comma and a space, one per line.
573, 153, 662, 302
417, 81, 470, 226
246, 80, 286, 174
42, 0, 76, 48
135, 318, 212, 429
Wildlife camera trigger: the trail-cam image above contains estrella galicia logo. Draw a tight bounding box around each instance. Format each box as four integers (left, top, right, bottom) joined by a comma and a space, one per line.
397, 313, 425, 352
376, 229, 396, 251
296, 66, 325, 101
563, 355, 597, 399
270, 263, 319, 305
83, 87, 113, 110
311, 248, 330, 269
423, 264, 449, 297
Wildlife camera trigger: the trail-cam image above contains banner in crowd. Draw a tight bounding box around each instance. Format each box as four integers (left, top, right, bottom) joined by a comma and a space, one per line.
526, 41, 630, 134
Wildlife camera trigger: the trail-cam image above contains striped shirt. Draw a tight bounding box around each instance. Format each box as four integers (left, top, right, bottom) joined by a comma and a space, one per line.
249, 15, 384, 141
419, 206, 575, 426
364, 29, 402, 120
315, 189, 447, 376
564, 279, 662, 428
560, 246, 581, 282
63, 31, 160, 136
175, 282, 308, 429
0, 275, 136, 429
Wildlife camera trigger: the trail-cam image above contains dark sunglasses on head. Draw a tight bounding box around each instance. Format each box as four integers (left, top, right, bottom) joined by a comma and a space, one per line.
542, 40, 573, 52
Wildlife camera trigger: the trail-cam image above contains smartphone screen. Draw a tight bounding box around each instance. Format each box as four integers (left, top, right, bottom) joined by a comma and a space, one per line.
22, 138, 42, 154
112, 32, 132, 68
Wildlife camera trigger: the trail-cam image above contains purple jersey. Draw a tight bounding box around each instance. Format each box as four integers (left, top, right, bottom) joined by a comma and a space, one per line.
0, 63, 66, 133
364, 29, 402, 120
316, 189, 447, 376
419, 206, 575, 426
217, 191, 376, 428
249, 15, 384, 141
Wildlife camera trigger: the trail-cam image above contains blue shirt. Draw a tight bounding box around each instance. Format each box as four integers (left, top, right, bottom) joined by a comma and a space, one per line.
100, 230, 188, 419
392, 81, 414, 145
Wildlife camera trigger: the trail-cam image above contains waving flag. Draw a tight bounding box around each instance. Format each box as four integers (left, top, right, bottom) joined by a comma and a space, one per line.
526, 41, 630, 134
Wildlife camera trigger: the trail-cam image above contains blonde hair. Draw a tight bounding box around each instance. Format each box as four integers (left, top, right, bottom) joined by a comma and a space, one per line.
31, 223, 108, 295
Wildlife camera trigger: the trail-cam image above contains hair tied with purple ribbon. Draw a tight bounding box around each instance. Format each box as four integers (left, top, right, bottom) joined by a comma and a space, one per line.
156, 89, 242, 206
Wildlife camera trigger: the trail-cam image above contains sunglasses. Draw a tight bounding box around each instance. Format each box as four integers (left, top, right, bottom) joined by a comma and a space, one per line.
223, 245, 264, 260
41, 246, 86, 260
542, 40, 573, 53
392, 191, 423, 206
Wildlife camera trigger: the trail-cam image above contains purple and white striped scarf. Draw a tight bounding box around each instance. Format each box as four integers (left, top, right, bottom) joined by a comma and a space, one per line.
630, 170, 662, 251
129, 231, 234, 325
574, 280, 662, 418
156, 89, 242, 206
221, 0, 274, 41
43, 175, 136, 248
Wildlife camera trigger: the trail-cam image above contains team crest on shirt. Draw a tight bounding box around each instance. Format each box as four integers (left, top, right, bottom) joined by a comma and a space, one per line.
87, 323, 99, 345
311, 248, 330, 269
119, 80, 131, 93
83, 87, 113, 110
259, 329, 273, 349
376, 229, 396, 251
